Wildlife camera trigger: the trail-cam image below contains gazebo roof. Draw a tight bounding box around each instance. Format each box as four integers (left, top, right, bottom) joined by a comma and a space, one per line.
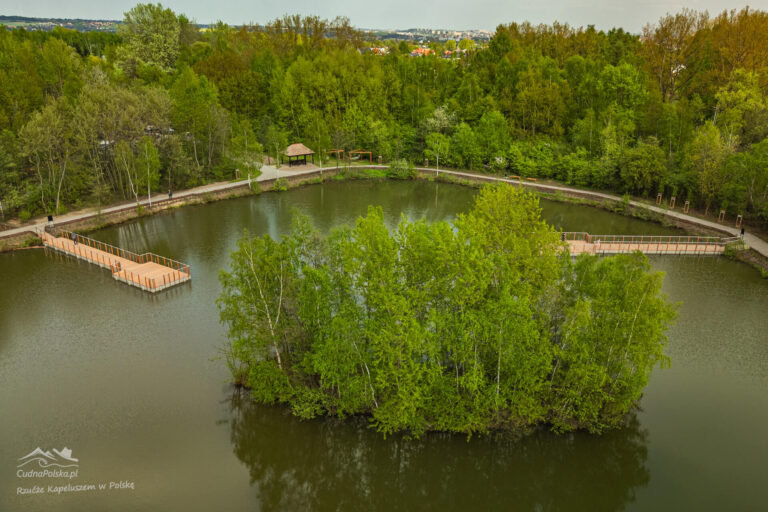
285, 143, 315, 157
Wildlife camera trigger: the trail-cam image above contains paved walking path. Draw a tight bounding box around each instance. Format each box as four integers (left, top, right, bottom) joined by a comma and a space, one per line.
0, 164, 316, 240
2, 165, 766, 260
423, 168, 768, 259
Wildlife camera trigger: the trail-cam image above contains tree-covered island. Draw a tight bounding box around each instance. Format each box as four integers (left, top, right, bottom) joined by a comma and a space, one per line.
218, 185, 677, 436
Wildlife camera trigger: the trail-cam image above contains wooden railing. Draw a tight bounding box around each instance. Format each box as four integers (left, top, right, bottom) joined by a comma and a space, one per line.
562, 231, 740, 255
562, 232, 738, 246
107, 260, 189, 291
40, 228, 192, 292
58, 230, 190, 275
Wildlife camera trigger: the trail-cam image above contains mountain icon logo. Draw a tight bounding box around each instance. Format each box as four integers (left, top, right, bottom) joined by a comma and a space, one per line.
17, 447, 79, 468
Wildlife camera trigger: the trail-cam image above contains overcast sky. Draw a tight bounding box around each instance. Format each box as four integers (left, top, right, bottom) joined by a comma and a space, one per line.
4, 0, 766, 33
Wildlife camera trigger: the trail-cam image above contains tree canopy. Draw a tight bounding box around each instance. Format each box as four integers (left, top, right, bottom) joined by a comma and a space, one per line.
3, 4, 768, 227
218, 185, 677, 436
117, 3, 182, 72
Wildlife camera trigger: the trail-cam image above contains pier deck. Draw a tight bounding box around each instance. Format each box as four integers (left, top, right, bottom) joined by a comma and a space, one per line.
41, 230, 190, 292
564, 233, 739, 256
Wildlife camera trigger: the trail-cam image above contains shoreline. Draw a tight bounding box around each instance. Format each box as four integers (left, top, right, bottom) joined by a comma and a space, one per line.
2, 166, 767, 273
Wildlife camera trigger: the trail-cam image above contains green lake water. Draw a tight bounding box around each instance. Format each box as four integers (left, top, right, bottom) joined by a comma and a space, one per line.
1, 180, 767, 510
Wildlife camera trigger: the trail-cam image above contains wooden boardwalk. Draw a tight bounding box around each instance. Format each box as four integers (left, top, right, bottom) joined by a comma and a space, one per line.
564, 232, 739, 256
40, 230, 190, 292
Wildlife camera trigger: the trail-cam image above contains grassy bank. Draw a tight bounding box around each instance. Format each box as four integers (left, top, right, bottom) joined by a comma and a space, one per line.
3, 167, 766, 276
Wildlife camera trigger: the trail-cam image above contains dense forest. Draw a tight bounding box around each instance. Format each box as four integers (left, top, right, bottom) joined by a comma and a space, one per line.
2, 3, 768, 226
218, 186, 677, 436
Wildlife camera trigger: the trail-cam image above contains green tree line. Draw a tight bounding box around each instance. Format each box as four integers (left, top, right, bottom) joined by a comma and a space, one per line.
3, 4, 768, 225
218, 186, 677, 436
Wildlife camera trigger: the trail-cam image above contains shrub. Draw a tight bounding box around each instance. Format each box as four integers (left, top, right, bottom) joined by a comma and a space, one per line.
614, 194, 631, 213
273, 178, 289, 191
723, 240, 747, 258
386, 159, 415, 180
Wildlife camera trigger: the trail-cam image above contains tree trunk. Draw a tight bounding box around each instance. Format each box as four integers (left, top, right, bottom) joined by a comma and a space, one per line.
55, 154, 68, 214
146, 145, 152, 208
496, 335, 502, 406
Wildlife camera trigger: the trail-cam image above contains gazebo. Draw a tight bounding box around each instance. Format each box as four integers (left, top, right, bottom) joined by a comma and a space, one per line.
284, 143, 315, 166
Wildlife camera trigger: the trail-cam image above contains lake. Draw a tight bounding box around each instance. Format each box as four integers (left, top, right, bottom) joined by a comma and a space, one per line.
1, 180, 767, 510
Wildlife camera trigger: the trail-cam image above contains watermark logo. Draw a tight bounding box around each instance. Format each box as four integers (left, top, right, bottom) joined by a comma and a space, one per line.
17, 447, 79, 469
14, 448, 136, 494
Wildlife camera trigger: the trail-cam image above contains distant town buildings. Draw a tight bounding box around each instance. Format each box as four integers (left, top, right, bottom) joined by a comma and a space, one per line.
410, 47, 435, 57
1, 16, 118, 32
2, 15, 493, 43
369, 27, 491, 43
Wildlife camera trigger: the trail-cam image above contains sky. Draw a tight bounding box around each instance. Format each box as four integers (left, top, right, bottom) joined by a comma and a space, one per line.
3, 0, 766, 33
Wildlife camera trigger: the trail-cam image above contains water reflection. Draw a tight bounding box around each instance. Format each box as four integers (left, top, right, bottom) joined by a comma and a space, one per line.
226, 392, 649, 511
4, 181, 767, 511
40, 246, 194, 302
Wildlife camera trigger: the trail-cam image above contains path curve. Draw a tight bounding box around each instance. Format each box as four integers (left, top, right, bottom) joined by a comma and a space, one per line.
2, 164, 766, 260
0, 164, 316, 240
420, 167, 768, 259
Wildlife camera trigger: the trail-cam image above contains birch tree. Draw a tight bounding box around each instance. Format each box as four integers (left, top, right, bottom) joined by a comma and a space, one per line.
218, 186, 677, 437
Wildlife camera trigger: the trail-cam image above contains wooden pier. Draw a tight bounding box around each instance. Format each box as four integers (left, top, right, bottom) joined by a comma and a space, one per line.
40, 230, 190, 292
563, 232, 739, 256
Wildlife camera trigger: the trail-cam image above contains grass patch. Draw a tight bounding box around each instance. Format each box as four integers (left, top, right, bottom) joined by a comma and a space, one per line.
273, 178, 289, 192
723, 239, 748, 258
720, 240, 768, 276
23, 236, 42, 247
330, 167, 388, 181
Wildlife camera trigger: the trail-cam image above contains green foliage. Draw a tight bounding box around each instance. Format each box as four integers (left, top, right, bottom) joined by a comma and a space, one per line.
715, 70, 768, 146
273, 178, 289, 191
449, 123, 481, 170
23, 236, 42, 247
549, 253, 676, 432
218, 185, 677, 436
476, 110, 509, 166
170, 66, 228, 177
425, 132, 450, 169
19, 96, 75, 214
229, 118, 263, 177
458, 38, 475, 51
136, 136, 161, 194
117, 3, 183, 73
386, 159, 415, 180
559, 148, 594, 186
617, 194, 631, 213
619, 138, 667, 195
723, 239, 747, 258
361, 167, 388, 178
4, 5, 768, 228
689, 122, 729, 213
